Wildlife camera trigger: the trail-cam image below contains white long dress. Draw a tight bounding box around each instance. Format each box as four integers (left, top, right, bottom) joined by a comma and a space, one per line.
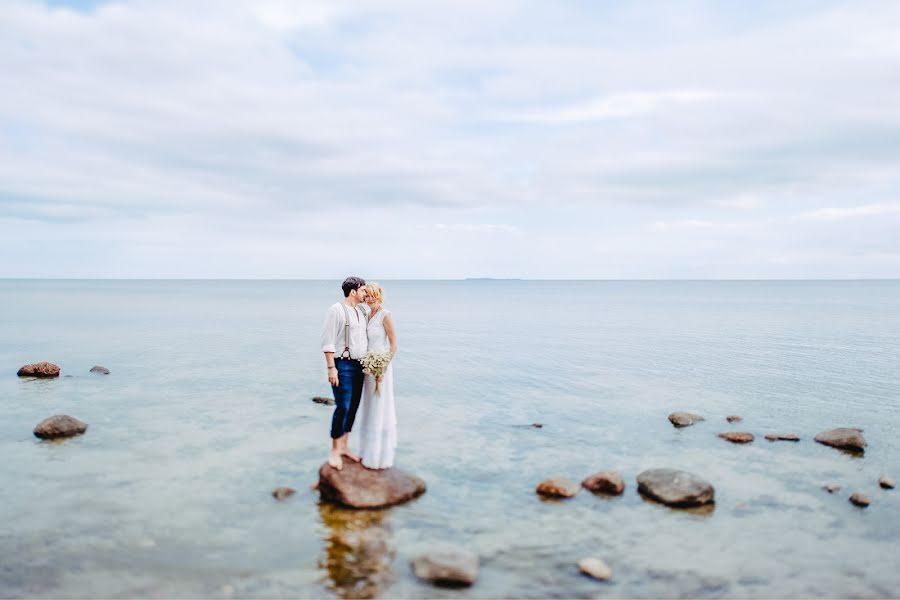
359, 308, 397, 469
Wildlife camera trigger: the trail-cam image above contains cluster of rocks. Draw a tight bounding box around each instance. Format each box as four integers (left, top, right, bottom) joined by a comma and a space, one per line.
536, 468, 714, 509
16, 361, 109, 440
667, 411, 891, 508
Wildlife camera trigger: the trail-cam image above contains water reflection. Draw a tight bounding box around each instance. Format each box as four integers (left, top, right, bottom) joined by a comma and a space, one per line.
318, 503, 395, 599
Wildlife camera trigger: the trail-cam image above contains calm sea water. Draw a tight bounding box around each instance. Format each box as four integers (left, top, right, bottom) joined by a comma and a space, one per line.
1, 280, 899, 599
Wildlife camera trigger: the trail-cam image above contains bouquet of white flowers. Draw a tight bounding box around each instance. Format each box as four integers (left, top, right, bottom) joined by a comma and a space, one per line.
360, 351, 392, 394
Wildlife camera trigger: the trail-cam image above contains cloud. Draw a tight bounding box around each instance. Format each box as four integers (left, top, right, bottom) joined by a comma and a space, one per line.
798, 203, 900, 221
505, 90, 722, 124
434, 223, 519, 234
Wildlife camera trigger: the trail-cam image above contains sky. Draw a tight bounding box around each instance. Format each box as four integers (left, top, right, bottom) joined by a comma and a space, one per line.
2, 0, 900, 279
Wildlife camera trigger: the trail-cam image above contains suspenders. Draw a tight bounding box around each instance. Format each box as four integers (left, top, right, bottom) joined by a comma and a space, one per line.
339, 303, 355, 359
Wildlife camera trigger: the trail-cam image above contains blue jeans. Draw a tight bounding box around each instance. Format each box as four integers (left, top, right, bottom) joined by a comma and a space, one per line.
330, 359, 363, 439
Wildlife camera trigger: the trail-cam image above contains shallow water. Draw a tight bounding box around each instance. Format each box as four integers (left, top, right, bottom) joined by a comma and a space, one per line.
1, 280, 899, 598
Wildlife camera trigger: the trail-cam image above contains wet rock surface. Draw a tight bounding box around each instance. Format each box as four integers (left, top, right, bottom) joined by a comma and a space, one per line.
33, 415, 87, 439
765, 433, 800, 442
318, 460, 426, 509
814, 428, 866, 452
879, 477, 895, 489
271, 487, 295, 501
823, 483, 841, 494
89, 365, 110, 375
718, 432, 754, 444
312, 396, 335, 405
668, 412, 705, 428
578, 557, 612, 581
637, 468, 715, 507
849, 492, 870, 507
581, 471, 625, 495
410, 545, 479, 587
17, 362, 60, 378
726, 415, 743, 423
536, 477, 579, 498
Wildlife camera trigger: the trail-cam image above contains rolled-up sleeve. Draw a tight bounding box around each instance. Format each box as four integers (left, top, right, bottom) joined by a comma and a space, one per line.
321, 305, 339, 353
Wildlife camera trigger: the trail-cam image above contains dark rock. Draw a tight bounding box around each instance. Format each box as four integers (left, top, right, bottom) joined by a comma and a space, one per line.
536, 477, 579, 498
726, 415, 743, 423
879, 477, 894, 490
814, 428, 866, 452
849, 492, 870, 507
272, 487, 296, 501
823, 483, 841, 494
718, 432, 754, 444
410, 545, 478, 587
765, 433, 800, 442
312, 396, 335, 405
578, 557, 612, 581
532, 422, 543, 428
318, 460, 425, 509
89, 366, 110, 375
581, 471, 625, 495
34, 415, 87, 439
17, 362, 60, 378
668, 412, 704, 428
637, 468, 714, 507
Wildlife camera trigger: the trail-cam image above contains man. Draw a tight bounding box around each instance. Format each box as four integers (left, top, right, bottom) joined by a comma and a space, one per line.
320, 276, 369, 470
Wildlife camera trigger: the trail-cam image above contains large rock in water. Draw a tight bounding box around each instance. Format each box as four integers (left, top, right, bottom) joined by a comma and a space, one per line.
814, 428, 866, 452
34, 415, 87, 439
668, 412, 704, 428
637, 468, 715, 507
17, 362, 60, 378
318, 461, 426, 509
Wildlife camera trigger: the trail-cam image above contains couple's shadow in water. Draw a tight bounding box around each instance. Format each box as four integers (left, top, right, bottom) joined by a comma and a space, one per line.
318, 502, 396, 599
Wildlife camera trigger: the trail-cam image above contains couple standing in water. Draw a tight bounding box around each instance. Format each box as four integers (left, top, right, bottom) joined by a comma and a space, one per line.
320, 276, 398, 471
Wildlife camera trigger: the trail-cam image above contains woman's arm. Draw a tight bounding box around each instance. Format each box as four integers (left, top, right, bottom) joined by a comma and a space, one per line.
383, 314, 398, 356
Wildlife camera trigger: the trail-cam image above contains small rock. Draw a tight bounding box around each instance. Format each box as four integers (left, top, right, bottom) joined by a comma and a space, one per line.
814, 428, 866, 452
536, 477, 579, 498
849, 492, 870, 507
726, 415, 743, 423
879, 477, 894, 490
718, 432, 754, 444
411, 545, 478, 587
578, 557, 612, 581
581, 471, 625, 495
637, 468, 714, 507
765, 433, 800, 442
312, 396, 335, 405
272, 487, 296, 501
532, 422, 543, 428
318, 460, 426, 509
89, 365, 110, 375
33, 415, 88, 439
17, 362, 60, 378
668, 412, 705, 428
823, 483, 841, 494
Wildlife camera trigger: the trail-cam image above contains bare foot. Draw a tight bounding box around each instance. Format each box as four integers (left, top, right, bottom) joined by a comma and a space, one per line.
328, 451, 343, 471
341, 448, 362, 463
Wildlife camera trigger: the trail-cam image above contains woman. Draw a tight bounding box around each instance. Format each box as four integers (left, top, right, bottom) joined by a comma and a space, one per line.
358, 282, 398, 469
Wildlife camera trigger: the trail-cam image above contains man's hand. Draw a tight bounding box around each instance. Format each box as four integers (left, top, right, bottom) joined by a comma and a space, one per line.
328, 366, 339, 387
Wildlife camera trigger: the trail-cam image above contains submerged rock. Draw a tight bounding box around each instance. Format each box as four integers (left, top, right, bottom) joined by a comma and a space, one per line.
718, 432, 754, 444
272, 487, 296, 501
312, 396, 335, 405
532, 422, 543, 428
536, 477, 579, 498
668, 412, 705, 428
879, 477, 895, 490
410, 545, 479, 587
33, 415, 87, 439
318, 460, 426, 509
17, 362, 60, 378
581, 471, 625, 495
726, 415, 743, 423
89, 365, 110, 375
765, 433, 800, 442
849, 492, 870, 507
578, 557, 612, 581
814, 428, 866, 452
823, 483, 841, 494
637, 468, 714, 507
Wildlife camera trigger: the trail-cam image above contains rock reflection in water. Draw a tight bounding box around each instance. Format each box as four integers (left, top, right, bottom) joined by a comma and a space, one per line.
318, 502, 395, 599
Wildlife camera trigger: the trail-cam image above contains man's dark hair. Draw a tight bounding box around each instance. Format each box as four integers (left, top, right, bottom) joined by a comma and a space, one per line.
342, 276, 366, 297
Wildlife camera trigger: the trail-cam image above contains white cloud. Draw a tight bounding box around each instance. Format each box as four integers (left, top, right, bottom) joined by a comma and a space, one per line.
434, 223, 519, 234
506, 90, 722, 123
798, 203, 900, 221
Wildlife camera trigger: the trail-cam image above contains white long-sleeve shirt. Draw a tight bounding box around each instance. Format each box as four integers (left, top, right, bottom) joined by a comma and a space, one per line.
321, 301, 369, 359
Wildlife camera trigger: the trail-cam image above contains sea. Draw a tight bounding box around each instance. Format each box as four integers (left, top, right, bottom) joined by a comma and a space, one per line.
1, 279, 898, 598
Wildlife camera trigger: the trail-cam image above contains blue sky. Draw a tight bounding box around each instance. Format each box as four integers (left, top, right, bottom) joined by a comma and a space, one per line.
1, 0, 899, 278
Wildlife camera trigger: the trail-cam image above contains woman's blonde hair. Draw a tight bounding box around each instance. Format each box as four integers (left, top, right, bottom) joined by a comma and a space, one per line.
366, 282, 384, 304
